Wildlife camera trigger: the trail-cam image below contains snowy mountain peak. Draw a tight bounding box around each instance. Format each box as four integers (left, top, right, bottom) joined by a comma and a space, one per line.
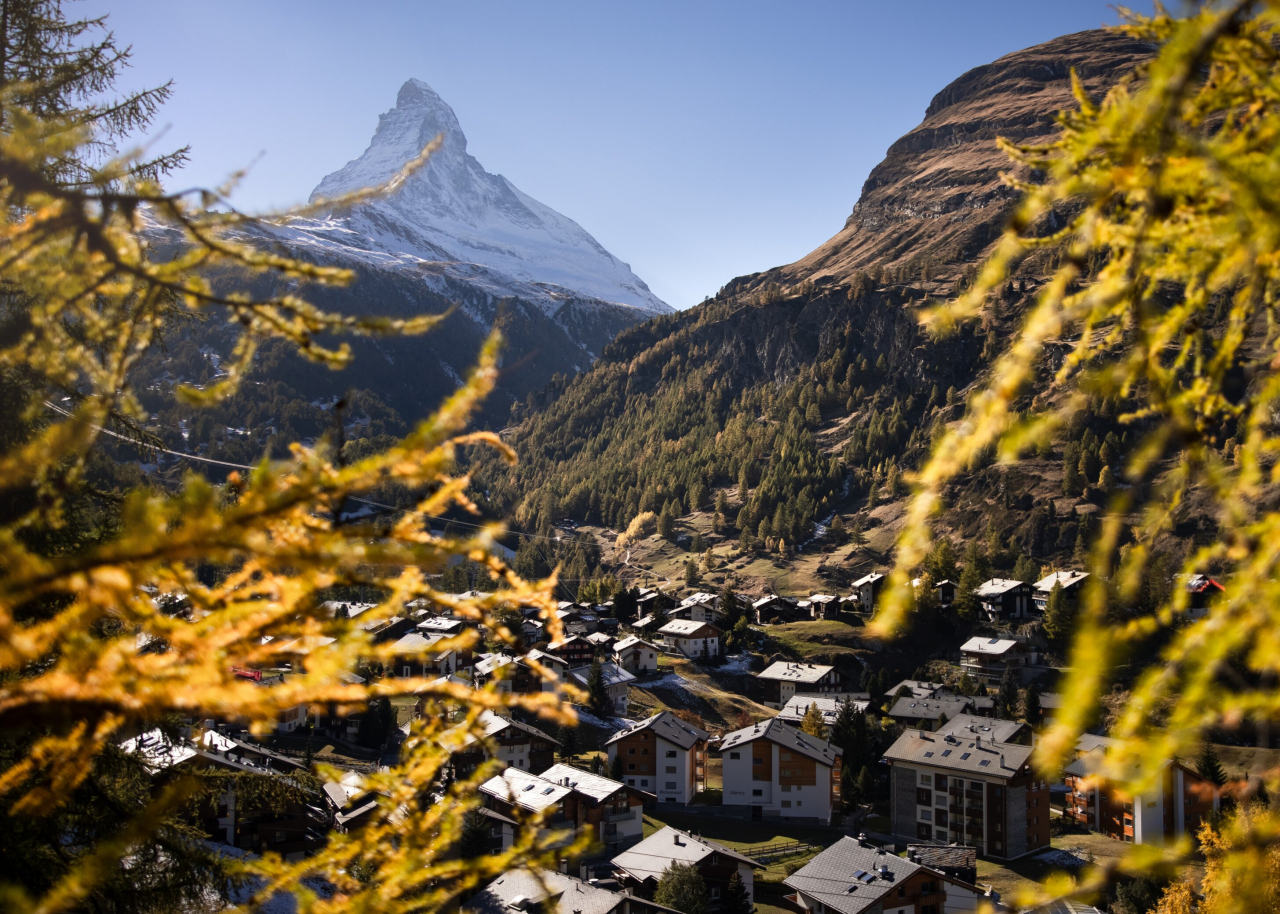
298, 79, 671, 315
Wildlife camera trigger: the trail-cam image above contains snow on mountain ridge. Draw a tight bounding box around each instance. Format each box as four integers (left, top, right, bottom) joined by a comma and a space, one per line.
298, 78, 670, 315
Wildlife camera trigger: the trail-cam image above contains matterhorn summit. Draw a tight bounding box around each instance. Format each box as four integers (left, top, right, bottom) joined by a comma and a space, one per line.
278, 78, 670, 316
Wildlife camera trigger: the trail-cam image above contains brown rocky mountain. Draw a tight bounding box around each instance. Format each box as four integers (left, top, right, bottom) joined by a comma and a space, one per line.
729, 29, 1154, 295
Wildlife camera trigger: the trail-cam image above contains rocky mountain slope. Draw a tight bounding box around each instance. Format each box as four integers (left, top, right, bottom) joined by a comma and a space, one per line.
474, 30, 1188, 597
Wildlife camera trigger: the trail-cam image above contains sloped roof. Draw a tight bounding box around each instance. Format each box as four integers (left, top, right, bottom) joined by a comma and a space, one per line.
906, 844, 977, 870
604, 710, 708, 750
883, 729, 1033, 777
719, 717, 841, 766
611, 826, 761, 884
474, 653, 519, 676
444, 709, 559, 749
657, 619, 718, 636
784, 836, 922, 914
1035, 570, 1090, 593
465, 869, 626, 914
889, 696, 973, 722
480, 768, 572, 812
390, 631, 446, 653
884, 679, 947, 700
539, 763, 626, 802
935, 714, 1027, 745
851, 573, 885, 588
613, 635, 659, 653
976, 578, 1028, 597
757, 661, 835, 684
586, 632, 614, 645
568, 662, 636, 689
778, 695, 867, 726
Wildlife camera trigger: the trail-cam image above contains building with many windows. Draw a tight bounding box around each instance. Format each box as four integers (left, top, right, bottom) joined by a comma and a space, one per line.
883, 728, 1050, 861
605, 710, 708, 803
718, 718, 842, 824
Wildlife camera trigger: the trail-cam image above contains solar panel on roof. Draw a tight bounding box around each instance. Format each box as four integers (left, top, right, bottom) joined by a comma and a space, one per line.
858, 872, 876, 884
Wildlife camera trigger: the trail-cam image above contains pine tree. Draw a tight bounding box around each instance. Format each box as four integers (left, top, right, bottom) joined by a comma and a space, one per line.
559, 724, 580, 760
721, 870, 752, 914
800, 702, 828, 739
995, 668, 1019, 721
587, 657, 613, 718
685, 557, 700, 587
654, 861, 709, 914
721, 587, 742, 629
458, 811, 493, 859
614, 587, 639, 623
1197, 745, 1227, 788
1022, 680, 1042, 724
1042, 583, 1075, 652
1012, 553, 1038, 585
610, 753, 624, 781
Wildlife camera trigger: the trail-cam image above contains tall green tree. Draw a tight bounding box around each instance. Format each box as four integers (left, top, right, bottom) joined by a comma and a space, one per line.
1042, 583, 1074, 653
995, 668, 1019, 721
587, 657, 613, 718
721, 870, 752, 914
654, 861, 709, 914
1022, 680, 1042, 725
1197, 745, 1227, 789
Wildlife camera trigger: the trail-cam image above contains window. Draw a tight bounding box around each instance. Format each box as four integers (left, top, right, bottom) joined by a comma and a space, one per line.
781, 752, 791, 760
641, 748, 649, 755
898, 886, 907, 898
627, 778, 635, 786
710, 888, 720, 899
628, 748, 635, 755
935, 829, 947, 841
970, 781, 983, 789
781, 800, 791, 808
402, 666, 411, 677
781, 784, 791, 793
666, 782, 676, 789
921, 880, 937, 893
796, 801, 802, 807
730, 752, 740, 760
640, 779, 648, 787
628, 763, 635, 771
917, 788, 932, 805
666, 750, 676, 758
753, 789, 762, 797
920, 809, 932, 822
666, 766, 676, 774
920, 773, 932, 786
753, 757, 762, 765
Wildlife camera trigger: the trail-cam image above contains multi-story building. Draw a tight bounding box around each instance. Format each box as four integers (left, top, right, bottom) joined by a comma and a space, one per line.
959, 637, 1037, 686
936, 713, 1030, 746
756, 662, 846, 709
656, 619, 722, 658
883, 728, 1050, 861
670, 592, 724, 624
1063, 735, 1220, 846
718, 718, 843, 824
851, 573, 886, 614
975, 578, 1034, 621
538, 763, 646, 850
612, 826, 763, 908
388, 631, 464, 678
545, 635, 598, 667
479, 768, 574, 847
785, 835, 982, 914
605, 710, 709, 803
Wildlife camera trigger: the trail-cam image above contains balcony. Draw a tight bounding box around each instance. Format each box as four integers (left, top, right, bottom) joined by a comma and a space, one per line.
948, 803, 964, 816
965, 788, 984, 800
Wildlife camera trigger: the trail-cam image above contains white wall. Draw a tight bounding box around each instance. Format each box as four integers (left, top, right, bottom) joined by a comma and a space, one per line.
722, 741, 833, 821
654, 736, 692, 804
1135, 786, 1164, 845
721, 743, 767, 806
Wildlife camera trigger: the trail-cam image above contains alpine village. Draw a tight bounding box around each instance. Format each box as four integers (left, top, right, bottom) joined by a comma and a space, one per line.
4, 3, 1280, 914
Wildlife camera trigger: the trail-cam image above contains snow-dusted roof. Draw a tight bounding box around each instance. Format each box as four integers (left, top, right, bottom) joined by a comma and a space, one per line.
757, 661, 835, 684
442, 709, 559, 750
852, 573, 885, 588
604, 710, 708, 750
612, 827, 762, 884
464, 869, 629, 914
718, 717, 841, 766
960, 636, 1024, 656
657, 619, 717, 637
1035, 570, 1090, 593
538, 763, 626, 802
480, 768, 571, 811
777, 695, 867, 725
612, 635, 659, 653
390, 631, 446, 653
568, 662, 636, 689
976, 578, 1027, 597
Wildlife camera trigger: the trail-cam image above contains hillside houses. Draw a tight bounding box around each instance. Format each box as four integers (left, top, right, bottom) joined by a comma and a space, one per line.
670, 591, 723, 624
605, 710, 709, 803
388, 631, 464, 678
465, 869, 680, 914
612, 636, 660, 674
888, 695, 979, 732
756, 662, 846, 709
539, 763, 647, 849
851, 572, 885, 613
752, 595, 802, 624
568, 661, 636, 716
777, 694, 869, 728
545, 635, 597, 667
718, 717, 843, 823
441, 710, 560, 776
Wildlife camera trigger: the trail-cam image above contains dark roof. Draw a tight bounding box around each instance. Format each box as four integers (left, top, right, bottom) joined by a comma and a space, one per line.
718, 718, 841, 766
883, 679, 947, 700
611, 827, 762, 883
889, 696, 972, 721
905, 844, 977, 870
883, 729, 1034, 777
784, 836, 923, 914
935, 714, 1028, 744
604, 710, 708, 750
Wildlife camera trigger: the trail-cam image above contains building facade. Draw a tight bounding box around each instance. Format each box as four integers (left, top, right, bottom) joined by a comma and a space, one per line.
719, 718, 842, 824
605, 710, 709, 803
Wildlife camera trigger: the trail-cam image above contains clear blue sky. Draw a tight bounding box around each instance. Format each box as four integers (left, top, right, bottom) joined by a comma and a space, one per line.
91, 1, 1154, 308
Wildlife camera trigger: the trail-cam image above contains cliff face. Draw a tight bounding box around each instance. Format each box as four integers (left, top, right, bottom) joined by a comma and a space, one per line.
733, 30, 1153, 292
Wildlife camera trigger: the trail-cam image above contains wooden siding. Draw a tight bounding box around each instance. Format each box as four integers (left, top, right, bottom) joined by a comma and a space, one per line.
777, 750, 817, 787
752, 741, 773, 782
618, 731, 655, 776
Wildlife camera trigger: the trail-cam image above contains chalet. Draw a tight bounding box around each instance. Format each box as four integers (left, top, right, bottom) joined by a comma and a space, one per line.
671, 592, 723, 624
656, 619, 722, 659
586, 631, 614, 649
752, 595, 802, 625
777, 694, 869, 729
479, 768, 574, 846
888, 695, 977, 732
605, 710, 709, 803
466, 807, 517, 855
910, 577, 956, 610
1063, 735, 1220, 846
539, 763, 646, 849
613, 636, 660, 675
630, 614, 660, 637
636, 588, 676, 614
851, 572, 885, 614
960, 636, 1037, 686
388, 631, 462, 678
525, 648, 570, 687
520, 617, 545, 643
1184, 573, 1225, 620
325, 601, 415, 644
545, 635, 597, 667
472, 653, 545, 694
1033, 570, 1091, 614
883, 728, 1050, 860
122, 728, 331, 860
756, 662, 845, 710
568, 661, 636, 717
785, 835, 981, 914
805, 594, 840, 620
441, 709, 560, 776
324, 771, 379, 834
718, 718, 843, 823
976, 578, 1034, 621
612, 826, 763, 907
465, 869, 681, 914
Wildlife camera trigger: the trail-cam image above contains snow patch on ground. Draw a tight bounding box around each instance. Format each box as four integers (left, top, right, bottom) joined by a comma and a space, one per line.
717, 654, 754, 674
1036, 847, 1091, 869
572, 709, 638, 730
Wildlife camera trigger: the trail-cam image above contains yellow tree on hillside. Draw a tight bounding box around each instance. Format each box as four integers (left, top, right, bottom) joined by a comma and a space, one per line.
874, 2, 1280, 909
